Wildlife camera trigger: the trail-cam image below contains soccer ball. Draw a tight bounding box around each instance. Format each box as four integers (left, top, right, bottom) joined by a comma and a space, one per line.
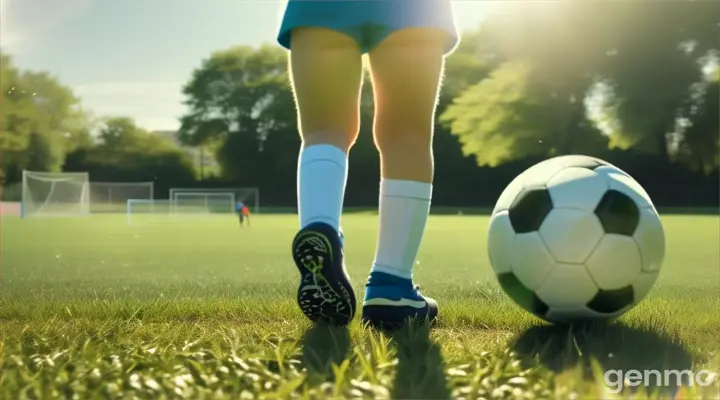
487, 155, 665, 323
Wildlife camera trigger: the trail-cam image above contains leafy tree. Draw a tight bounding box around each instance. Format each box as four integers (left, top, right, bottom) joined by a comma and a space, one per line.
432, 26, 505, 172
25, 132, 63, 172
441, 1, 719, 168
440, 2, 614, 166
94, 117, 184, 156
441, 61, 606, 166
65, 117, 196, 186
63, 108, 96, 153
673, 77, 719, 172
593, 1, 719, 159
0, 55, 89, 180
179, 45, 297, 184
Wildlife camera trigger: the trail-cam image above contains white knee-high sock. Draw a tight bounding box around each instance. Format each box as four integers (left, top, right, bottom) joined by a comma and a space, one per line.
371, 179, 432, 280
297, 144, 348, 231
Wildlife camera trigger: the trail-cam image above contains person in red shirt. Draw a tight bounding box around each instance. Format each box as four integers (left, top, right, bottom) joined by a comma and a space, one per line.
241, 205, 251, 227
235, 201, 251, 228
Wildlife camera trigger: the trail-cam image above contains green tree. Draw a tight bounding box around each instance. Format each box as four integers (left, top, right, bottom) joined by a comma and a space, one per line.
62, 108, 96, 153
65, 117, 196, 186
441, 61, 606, 166
673, 77, 719, 172
95, 117, 182, 156
179, 45, 297, 184
441, 1, 718, 167
0, 55, 88, 180
24, 132, 63, 172
440, 2, 614, 166
593, 1, 718, 160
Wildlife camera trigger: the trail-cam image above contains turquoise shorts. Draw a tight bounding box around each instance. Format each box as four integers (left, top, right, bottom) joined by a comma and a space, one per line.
277, 0, 458, 55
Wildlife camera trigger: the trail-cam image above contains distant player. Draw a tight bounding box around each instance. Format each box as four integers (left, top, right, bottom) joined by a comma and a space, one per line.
235, 201, 250, 227
241, 205, 251, 227
278, 0, 458, 327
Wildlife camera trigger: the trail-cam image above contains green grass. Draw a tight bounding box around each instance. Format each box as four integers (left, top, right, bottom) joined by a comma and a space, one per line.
1, 214, 719, 399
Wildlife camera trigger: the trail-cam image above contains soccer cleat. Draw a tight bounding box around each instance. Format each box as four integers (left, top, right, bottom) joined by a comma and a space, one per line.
361, 271, 439, 330
292, 222, 356, 326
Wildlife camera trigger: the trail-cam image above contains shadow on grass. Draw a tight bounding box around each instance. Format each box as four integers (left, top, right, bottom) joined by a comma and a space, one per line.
511, 322, 693, 396
299, 322, 351, 379
390, 323, 451, 400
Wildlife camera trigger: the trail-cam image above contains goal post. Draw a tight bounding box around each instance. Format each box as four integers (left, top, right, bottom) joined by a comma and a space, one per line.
172, 192, 236, 215
90, 181, 154, 213
169, 187, 259, 213
21, 170, 90, 217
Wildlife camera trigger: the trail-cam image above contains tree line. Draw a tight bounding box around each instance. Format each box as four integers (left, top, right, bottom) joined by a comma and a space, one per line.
2, 1, 718, 207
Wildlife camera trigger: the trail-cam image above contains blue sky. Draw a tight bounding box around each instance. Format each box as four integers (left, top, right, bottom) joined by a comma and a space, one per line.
1, 0, 492, 131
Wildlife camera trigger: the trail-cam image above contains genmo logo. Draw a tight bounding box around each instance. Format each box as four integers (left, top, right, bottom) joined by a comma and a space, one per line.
604, 369, 717, 394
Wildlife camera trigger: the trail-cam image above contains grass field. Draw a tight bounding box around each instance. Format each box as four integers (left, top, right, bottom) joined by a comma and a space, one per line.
1, 213, 719, 399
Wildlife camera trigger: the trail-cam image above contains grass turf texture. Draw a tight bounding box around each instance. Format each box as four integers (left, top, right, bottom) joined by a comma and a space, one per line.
1, 214, 718, 399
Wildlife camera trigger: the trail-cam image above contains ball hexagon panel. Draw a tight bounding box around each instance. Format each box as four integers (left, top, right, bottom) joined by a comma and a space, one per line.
633, 271, 660, 301
508, 187, 553, 233
586, 285, 634, 314
546, 167, 609, 211
605, 169, 654, 209
585, 235, 642, 290
510, 232, 556, 290
492, 175, 525, 214
487, 211, 515, 274
594, 190, 640, 236
496, 272, 550, 317
539, 209, 604, 264
633, 208, 665, 273
535, 263, 599, 308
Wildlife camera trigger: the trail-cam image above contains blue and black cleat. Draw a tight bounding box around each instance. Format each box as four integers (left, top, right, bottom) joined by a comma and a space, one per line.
361, 271, 438, 330
292, 222, 356, 326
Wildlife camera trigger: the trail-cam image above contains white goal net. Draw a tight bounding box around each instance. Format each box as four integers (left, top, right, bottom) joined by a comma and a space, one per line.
22, 170, 90, 217
89, 181, 154, 213
169, 188, 259, 213
172, 192, 235, 215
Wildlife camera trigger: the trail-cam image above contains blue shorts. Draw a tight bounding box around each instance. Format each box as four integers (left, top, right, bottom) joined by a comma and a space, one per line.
277, 0, 458, 55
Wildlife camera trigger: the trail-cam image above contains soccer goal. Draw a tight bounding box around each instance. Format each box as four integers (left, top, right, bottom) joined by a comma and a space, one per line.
172, 192, 236, 215
21, 170, 90, 217
126, 199, 172, 225
90, 181, 154, 213
169, 187, 259, 213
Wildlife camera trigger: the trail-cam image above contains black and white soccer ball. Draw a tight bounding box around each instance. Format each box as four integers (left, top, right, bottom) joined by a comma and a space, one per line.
488, 155, 665, 323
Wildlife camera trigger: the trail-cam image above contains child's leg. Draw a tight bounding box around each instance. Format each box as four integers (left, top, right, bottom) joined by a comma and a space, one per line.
363, 28, 448, 328
288, 27, 364, 325
290, 27, 363, 230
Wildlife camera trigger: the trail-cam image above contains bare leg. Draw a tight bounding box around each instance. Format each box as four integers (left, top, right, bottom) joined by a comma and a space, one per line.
289, 27, 363, 325
363, 28, 447, 328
